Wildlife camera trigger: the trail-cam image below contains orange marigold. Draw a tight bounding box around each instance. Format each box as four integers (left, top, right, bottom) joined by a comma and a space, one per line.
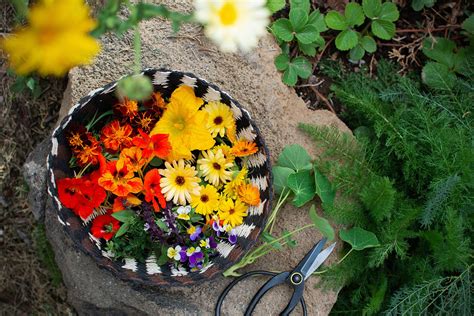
115, 97, 138, 119
100, 120, 133, 152
237, 183, 260, 206
98, 160, 143, 197
74, 134, 101, 166
231, 140, 258, 157
146, 91, 167, 113
133, 110, 157, 133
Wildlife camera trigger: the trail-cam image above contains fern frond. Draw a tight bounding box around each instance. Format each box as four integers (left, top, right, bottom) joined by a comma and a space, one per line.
360, 177, 395, 223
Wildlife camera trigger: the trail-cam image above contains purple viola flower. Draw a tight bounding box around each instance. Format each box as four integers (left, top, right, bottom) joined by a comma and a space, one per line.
179, 247, 188, 263
189, 226, 202, 241
188, 247, 204, 268
212, 221, 225, 237
209, 236, 218, 249
229, 234, 237, 244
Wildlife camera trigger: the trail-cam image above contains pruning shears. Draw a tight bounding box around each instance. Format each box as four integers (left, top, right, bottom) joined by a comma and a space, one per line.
215, 238, 337, 316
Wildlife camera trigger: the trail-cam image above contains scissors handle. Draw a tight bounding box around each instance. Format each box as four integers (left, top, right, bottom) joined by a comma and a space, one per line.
244, 271, 290, 316
280, 281, 304, 316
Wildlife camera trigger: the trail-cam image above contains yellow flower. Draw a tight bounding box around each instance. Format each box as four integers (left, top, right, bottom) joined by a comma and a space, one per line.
237, 183, 260, 206
213, 144, 235, 164
218, 198, 248, 228
223, 167, 247, 198
1, 0, 100, 76
197, 149, 233, 186
204, 101, 235, 137
159, 160, 201, 205
191, 185, 220, 216
151, 86, 215, 161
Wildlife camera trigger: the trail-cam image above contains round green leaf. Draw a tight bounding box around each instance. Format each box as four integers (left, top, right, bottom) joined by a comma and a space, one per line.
325, 11, 348, 31
379, 2, 399, 22
291, 56, 312, 79
309, 205, 335, 241
288, 170, 316, 207
277, 144, 312, 171
362, 0, 382, 19
274, 53, 290, 71
361, 35, 377, 53
295, 25, 319, 44
345, 2, 365, 27
421, 62, 456, 90
272, 166, 295, 194
289, 8, 308, 32
272, 19, 294, 42
340, 227, 380, 251
350, 45, 365, 61
290, 0, 310, 15
462, 14, 474, 34
371, 20, 395, 40
267, 0, 286, 13
335, 29, 359, 51
111, 209, 135, 222
282, 67, 298, 86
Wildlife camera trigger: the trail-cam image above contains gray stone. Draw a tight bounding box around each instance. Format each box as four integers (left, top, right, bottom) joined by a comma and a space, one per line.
26, 0, 353, 314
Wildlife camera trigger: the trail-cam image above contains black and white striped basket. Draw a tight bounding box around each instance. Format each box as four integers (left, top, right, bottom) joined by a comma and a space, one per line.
47, 69, 273, 286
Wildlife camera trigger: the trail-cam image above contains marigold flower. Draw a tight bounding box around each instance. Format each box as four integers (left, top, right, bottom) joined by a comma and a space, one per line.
1, 0, 100, 76
204, 101, 235, 137
197, 149, 233, 186
132, 129, 171, 160
191, 184, 220, 216
213, 144, 235, 164
91, 214, 120, 241
231, 140, 258, 157
194, 0, 270, 53
151, 86, 215, 161
118, 146, 147, 172
218, 198, 248, 228
133, 111, 158, 134
98, 160, 143, 197
159, 160, 201, 205
144, 92, 167, 113
115, 97, 138, 120
143, 169, 167, 211
100, 120, 133, 152
237, 183, 260, 206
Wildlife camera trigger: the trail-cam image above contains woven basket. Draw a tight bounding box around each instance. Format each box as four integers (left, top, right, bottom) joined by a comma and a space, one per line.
47, 69, 273, 286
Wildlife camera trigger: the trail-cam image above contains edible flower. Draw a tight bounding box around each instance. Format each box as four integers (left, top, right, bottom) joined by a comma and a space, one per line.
187, 225, 202, 241
132, 129, 171, 160
159, 160, 201, 205
200, 236, 218, 249
204, 101, 235, 137
115, 97, 138, 120
231, 140, 258, 157
191, 184, 220, 216
176, 205, 191, 220
237, 183, 260, 206
91, 214, 120, 241
143, 169, 167, 211
98, 160, 143, 197
100, 120, 133, 152
186, 247, 204, 268
118, 146, 147, 172
218, 198, 248, 228
167, 245, 182, 261
197, 149, 233, 186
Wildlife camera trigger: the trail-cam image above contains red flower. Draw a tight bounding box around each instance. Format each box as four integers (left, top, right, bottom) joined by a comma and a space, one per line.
100, 120, 133, 152
57, 177, 85, 210
132, 129, 171, 160
91, 214, 121, 241
144, 169, 166, 212
133, 110, 157, 134
114, 97, 138, 120
144, 91, 167, 114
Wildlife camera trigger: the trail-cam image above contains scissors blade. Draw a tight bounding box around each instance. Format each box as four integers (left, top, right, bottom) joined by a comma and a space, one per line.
303, 242, 336, 280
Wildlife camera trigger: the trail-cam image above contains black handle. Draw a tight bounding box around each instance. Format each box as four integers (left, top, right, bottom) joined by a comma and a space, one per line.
244, 272, 290, 316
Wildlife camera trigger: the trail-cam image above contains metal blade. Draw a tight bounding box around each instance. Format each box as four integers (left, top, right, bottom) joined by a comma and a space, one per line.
304, 242, 337, 280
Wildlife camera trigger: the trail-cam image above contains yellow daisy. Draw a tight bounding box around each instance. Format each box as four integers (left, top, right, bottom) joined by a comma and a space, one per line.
197, 149, 233, 186
218, 198, 248, 228
213, 144, 235, 164
159, 160, 201, 205
151, 86, 215, 161
1, 0, 100, 76
223, 167, 248, 198
204, 101, 235, 137
191, 185, 220, 216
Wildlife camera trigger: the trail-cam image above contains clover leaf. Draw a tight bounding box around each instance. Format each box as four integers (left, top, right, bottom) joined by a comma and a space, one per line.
272, 19, 294, 42
290, 8, 308, 31
267, 0, 286, 13
275, 54, 312, 86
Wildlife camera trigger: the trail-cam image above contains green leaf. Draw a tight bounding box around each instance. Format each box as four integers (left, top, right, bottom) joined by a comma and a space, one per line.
272, 19, 294, 42
335, 29, 359, 51
462, 14, 474, 34
282, 229, 298, 248
277, 144, 312, 171
379, 2, 399, 22
371, 20, 395, 40
345, 2, 365, 27
275, 53, 291, 71
325, 11, 348, 31
314, 166, 336, 208
422, 37, 456, 68
290, 8, 308, 31
114, 222, 130, 238
149, 157, 163, 167
290, 0, 310, 15
298, 41, 317, 57
111, 210, 135, 223
361, 35, 377, 53
308, 9, 327, 32
273, 166, 295, 194
155, 219, 169, 232
340, 227, 380, 250
291, 56, 312, 78
421, 62, 456, 90
267, 0, 286, 13
282, 67, 298, 86
362, 0, 382, 19
156, 245, 168, 265
296, 25, 319, 44
261, 231, 283, 249
360, 176, 395, 222
309, 205, 335, 241
411, 0, 436, 11
350, 45, 365, 60
287, 170, 316, 207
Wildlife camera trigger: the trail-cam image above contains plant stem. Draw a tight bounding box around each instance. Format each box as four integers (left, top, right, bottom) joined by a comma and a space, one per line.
133, 25, 142, 74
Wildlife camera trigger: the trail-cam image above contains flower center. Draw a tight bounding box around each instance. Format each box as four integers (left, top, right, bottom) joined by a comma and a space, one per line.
219, 2, 238, 26
200, 194, 209, 203
214, 116, 223, 125
175, 176, 185, 186
39, 27, 57, 44
213, 162, 221, 170
229, 208, 235, 215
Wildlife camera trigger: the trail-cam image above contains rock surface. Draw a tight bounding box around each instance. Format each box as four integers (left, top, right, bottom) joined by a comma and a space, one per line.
29, 0, 352, 315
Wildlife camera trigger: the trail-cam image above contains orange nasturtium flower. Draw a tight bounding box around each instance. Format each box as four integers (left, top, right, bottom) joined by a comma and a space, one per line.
98, 160, 143, 197
144, 169, 167, 212
118, 147, 147, 172
1, 0, 100, 76
132, 129, 171, 160
100, 120, 133, 152
112, 195, 141, 213
231, 140, 258, 157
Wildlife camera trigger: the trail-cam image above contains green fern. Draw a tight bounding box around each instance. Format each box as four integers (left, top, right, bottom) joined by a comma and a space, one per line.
360, 177, 395, 223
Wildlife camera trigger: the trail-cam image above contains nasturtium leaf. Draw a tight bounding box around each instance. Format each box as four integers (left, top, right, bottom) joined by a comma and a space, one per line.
274, 53, 291, 71
267, 0, 286, 13
296, 25, 319, 44
309, 205, 335, 241
272, 19, 294, 42
114, 222, 130, 238
422, 37, 456, 68
421, 62, 456, 90
362, 0, 382, 19
149, 157, 163, 167
298, 41, 317, 57
350, 45, 365, 60
290, 8, 308, 31
325, 11, 348, 31
371, 20, 395, 40
290, 0, 310, 15
288, 170, 316, 207
379, 2, 399, 22
282, 67, 298, 86
462, 14, 474, 34
277, 144, 312, 171
261, 231, 282, 249
291, 56, 312, 79
361, 35, 377, 53
308, 9, 327, 32
272, 166, 295, 194
335, 29, 359, 51
314, 166, 336, 208
345, 2, 365, 27
112, 209, 135, 222
340, 227, 380, 250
